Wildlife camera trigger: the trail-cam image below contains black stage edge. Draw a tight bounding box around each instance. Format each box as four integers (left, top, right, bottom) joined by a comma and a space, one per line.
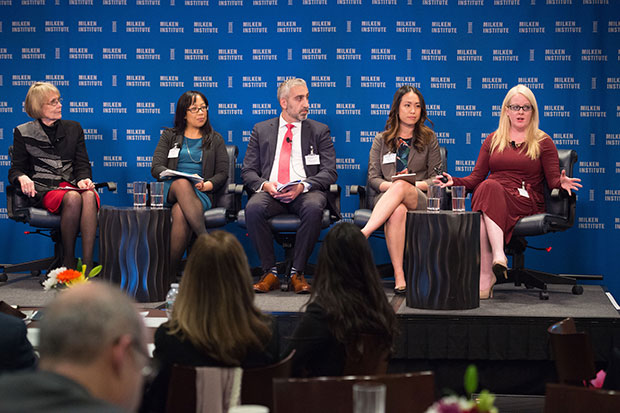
256, 284, 620, 397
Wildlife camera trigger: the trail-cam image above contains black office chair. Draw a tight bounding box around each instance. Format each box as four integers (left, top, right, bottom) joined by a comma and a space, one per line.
203, 144, 240, 229
504, 149, 586, 300
236, 184, 341, 290
350, 146, 448, 277
1, 146, 116, 282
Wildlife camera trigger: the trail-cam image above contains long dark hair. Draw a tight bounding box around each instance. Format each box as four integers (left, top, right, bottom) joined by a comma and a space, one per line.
173, 90, 214, 147
310, 223, 398, 350
383, 85, 434, 153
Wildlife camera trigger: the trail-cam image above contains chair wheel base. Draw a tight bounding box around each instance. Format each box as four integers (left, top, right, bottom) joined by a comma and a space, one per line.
539, 291, 549, 300
572, 285, 584, 295
0, 273, 7, 282
280, 281, 290, 292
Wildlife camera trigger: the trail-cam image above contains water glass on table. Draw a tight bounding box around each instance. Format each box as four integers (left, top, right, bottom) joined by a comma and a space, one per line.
451, 185, 466, 212
133, 181, 147, 208
150, 182, 164, 209
353, 382, 386, 413
427, 184, 442, 212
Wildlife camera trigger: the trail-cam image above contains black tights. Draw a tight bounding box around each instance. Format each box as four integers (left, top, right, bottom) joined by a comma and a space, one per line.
60, 190, 98, 271
167, 179, 207, 274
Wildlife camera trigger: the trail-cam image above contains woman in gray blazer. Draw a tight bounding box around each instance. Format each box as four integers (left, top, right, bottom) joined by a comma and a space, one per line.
151, 91, 228, 275
361, 86, 442, 294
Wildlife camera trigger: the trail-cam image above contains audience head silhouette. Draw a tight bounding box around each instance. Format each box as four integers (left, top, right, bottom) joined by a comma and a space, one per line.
167, 231, 272, 365
311, 222, 398, 349
38, 282, 147, 412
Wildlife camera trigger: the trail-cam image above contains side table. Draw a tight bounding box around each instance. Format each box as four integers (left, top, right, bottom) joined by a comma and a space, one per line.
405, 210, 480, 310
99, 206, 174, 302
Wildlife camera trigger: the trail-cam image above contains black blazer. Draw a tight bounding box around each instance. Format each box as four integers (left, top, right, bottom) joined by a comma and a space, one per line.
0, 313, 37, 373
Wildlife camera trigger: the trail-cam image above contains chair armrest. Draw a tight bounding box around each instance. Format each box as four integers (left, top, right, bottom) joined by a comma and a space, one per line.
350, 185, 368, 209
95, 182, 117, 192
6, 186, 29, 223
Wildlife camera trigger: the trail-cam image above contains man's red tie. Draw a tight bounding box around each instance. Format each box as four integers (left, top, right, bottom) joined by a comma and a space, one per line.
278, 124, 294, 184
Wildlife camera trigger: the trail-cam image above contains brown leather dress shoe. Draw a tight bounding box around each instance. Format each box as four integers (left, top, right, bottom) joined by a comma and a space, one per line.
253, 272, 279, 293
290, 273, 311, 294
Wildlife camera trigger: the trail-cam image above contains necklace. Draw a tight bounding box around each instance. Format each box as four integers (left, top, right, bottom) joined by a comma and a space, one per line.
185, 138, 203, 163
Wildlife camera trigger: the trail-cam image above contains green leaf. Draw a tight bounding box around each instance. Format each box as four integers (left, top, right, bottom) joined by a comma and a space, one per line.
477, 389, 496, 412
76, 258, 83, 271
88, 265, 102, 278
464, 364, 478, 397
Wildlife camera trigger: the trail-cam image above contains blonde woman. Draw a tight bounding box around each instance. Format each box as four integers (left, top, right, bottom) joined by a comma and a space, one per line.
436, 85, 582, 299
8, 82, 99, 272
142, 232, 276, 412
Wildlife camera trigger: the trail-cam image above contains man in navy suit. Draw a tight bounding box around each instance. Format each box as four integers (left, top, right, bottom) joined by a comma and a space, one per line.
242, 78, 338, 294
0, 312, 36, 373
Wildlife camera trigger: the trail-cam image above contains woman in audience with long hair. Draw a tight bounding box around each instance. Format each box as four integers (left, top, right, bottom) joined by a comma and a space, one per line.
361, 86, 442, 295
285, 222, 399, 377
151, 90, 229, 275
142, 232, 276, 412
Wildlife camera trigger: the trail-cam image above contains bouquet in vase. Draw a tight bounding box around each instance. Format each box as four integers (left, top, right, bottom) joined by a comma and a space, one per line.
42, 259, 102, 291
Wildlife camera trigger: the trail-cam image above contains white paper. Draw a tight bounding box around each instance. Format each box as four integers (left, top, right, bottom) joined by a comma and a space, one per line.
305, 154, 320, 165
277, 180, 302, 192
143, 317, 169, 328
159, 169, 203, 184
383, 153, 396, 164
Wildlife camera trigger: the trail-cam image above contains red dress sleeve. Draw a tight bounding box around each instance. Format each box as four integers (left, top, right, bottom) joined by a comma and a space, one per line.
539, 136, 562, 189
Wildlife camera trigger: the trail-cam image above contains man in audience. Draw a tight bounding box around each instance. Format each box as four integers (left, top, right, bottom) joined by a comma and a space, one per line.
0, 311, 37, 373
242, 77, 338, 294
0, 282, 148, 413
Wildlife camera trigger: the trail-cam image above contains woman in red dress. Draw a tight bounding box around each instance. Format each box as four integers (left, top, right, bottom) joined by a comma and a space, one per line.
436, 85, 582, 299
9, 82, 99, 272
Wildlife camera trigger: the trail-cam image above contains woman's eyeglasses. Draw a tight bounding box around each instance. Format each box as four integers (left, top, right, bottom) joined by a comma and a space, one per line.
45, 98, 63, 107
187, 106, 208, 114
507, 104, 532, 112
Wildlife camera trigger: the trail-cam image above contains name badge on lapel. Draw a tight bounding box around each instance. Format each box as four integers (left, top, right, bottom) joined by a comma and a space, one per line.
305, 154, 320, 165
383, 153, 396, 164
168, 144, 180, 158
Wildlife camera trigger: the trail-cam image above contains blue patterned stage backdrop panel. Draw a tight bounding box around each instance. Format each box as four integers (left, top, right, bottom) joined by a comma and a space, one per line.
1, 1, 618, 295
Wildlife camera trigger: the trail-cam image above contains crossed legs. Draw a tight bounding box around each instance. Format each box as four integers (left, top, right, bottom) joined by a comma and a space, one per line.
361, 180, 420, 288
167, 178, 207, 274
479, 213, 508, 295
60, 190, 98, 271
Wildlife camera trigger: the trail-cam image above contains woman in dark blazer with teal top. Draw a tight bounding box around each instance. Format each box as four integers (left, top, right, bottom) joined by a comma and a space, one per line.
151, 91, 228, 275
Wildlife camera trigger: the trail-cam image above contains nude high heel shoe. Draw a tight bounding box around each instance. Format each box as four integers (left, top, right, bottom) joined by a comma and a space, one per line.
480, 273, 497, 300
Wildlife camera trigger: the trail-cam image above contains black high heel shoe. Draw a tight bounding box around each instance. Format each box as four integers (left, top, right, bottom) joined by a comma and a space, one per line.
394, 286, 407, 295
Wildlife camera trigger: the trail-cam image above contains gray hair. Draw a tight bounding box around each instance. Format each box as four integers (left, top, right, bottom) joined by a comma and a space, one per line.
24, 82, 60, 119
39, 282, 144, 365
277, 78, 307, 102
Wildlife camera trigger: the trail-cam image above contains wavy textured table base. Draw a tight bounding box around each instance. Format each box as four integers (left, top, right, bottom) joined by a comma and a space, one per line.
405, 211, 480, 310
99, 206, 174, 302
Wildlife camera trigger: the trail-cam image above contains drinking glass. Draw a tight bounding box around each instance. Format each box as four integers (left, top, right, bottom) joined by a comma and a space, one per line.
150, 182, 164, 209
427, 184, 442, 212
133, 181, 147, 208
452, 185, 466, 212
353, 382, 386, 413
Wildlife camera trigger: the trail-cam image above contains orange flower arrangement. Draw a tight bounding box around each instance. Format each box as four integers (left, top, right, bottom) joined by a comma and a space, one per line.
43, 259, 101, 291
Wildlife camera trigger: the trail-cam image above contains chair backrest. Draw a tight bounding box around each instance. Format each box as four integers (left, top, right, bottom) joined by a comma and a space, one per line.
547, 317, 597, 385
544, 383, 620, 413
343, 333, 390, 376
241, 350, 295, 411
363, 146, 448, 210
213, 145, 239, 217
544, 149, 577, 222
273, 371, 435, 413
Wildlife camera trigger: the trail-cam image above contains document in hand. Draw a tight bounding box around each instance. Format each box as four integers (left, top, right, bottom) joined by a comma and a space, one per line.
159, 169, 204, 184
277, 180, 302, 192
390, 173, 417, 184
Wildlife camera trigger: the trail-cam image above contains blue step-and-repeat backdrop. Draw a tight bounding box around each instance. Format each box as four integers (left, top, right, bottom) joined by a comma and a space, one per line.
1, 1, 618, 296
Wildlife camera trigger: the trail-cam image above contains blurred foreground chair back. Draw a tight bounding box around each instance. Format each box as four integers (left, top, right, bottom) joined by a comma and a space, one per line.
544, 383, 620, 413
547, 317, 597, 386
166, 365, 242, 413
241, 350, 295, 411
343, 333, 390, 375
273, 371, 435, 413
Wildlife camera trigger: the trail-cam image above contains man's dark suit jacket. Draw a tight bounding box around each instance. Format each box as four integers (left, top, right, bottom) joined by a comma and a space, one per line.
241, 117, 339, 217
0, 312, 36, 373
